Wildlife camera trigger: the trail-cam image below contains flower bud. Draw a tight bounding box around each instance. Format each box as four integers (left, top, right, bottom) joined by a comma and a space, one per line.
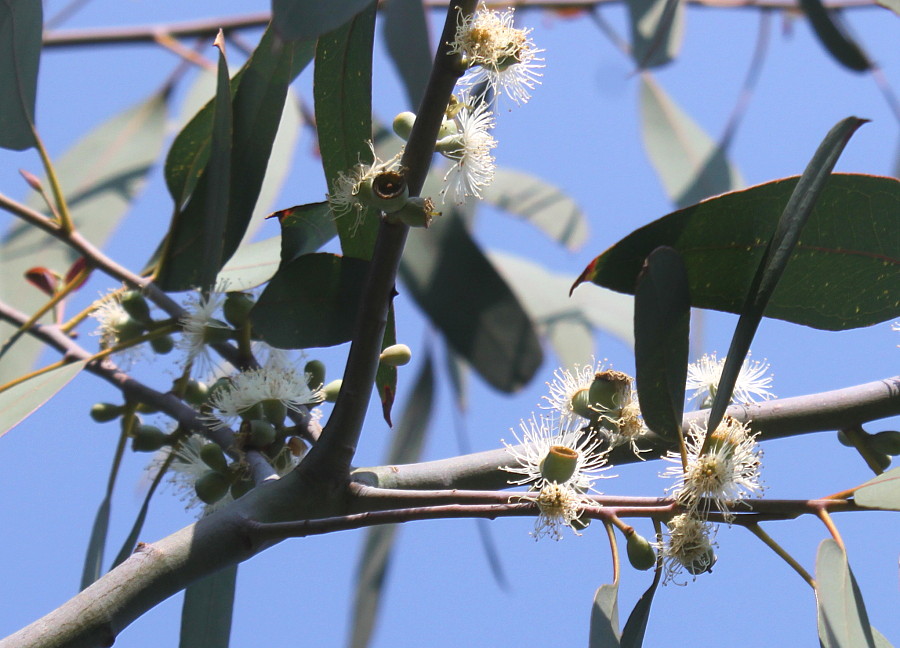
261, 399, 287, 426
626, 531, 656, 571
223, 292, 255, 328
392, 111, 416, 140
120, 290, 152, 325
836, 429, 853, 447
200, 443, 228, 473
183, 379, 209, 406
202, 320, 233, 345
135, 401, 159, 414
379, 343, 412, 367
90, 402, 123, 423
112, 315, 146, 344
239, 402, 265, 423
305, 360, 326, 391
150, 334, 174, 355
685, 547, 717, 576
248, 419, 277, 447
870, 430, 900, 456
323, 379, 342, 403
195, 470, 231, 505
388, 197, 439, 228
539, 445, 578, 484
131, 425, 169, 452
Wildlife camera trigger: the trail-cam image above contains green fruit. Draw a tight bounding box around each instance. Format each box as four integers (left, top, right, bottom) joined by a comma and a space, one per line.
150, 334, 174, 355
626, 532, 657, 571
90, 402, 123, 423
195, 471, 231, 505
305, 360, 326, 391
200, 443, 228, 473
248, 420, 277, 448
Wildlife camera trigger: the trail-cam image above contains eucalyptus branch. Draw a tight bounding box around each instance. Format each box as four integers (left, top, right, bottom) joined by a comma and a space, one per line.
304, 0, 475, 482
353, 375, 900, 490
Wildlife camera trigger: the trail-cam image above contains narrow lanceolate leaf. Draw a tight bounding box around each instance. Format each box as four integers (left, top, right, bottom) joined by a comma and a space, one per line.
384, 0, 431, 109
0, 0, 41, 150
589, 583, 621, 647
375, 306, 398, 426
157, 27, 313, 291
400, 212, 543, 393
854, 466, 900, 511
815, 539, 877, 648
704, 117, 867, 435
633, 247, 690, 443
273, 0, 373, 41
799, 0, 872, 72
620, 563, 662, 647
214, 236, 282, 292
639, 74, 743, 208
315, 3, 377, 260
350, 353, 435, 648
179, 565, 238, 648
0, 359, 86, 438
275, 202, 338, 264
571, 173, 897, 331
628, 0, 685, 69
1, 91, 168, 384
250, 253, 370, 348
482, 168, 589, 251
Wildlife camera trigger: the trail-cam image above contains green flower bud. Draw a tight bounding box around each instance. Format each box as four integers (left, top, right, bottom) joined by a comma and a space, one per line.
113, 315, 146, 344
435, 134, 465, 159
90, 402, 123, 423
200, 443, 229, 473
248, 420, 277, 448
836, 429, 853, 447
387, 197, 439, 228
323, 379, 342, 403
305, 360, 326, 391
120, 290, 153, 325
230, 478, 254, 500
870, 430, 900, 456
539, 445, 578, 484
183, 379, 209, 406
223, 292, 255, 328
874, 452, 892, 471
135, 401, 160, 414
195, 470, 231, 505
437, 116, 458, 140
392, 111, 416, 140
379, 343, 413, 367
626, 531, 657, 571
239, 402, 265, 423
150, 334, 174, 355
685, 547, 717, 576
131, 425, 169, 452
202, 320, 233, 345
261, 399, 287, 426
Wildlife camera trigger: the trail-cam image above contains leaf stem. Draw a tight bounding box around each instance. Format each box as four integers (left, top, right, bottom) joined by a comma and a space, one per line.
745, 522, 816, 588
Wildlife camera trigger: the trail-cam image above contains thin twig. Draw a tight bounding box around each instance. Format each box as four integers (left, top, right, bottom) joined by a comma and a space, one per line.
745, 522, 816, 588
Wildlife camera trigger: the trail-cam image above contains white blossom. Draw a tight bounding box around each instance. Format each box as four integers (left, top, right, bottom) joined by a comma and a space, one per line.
686, 352, 774, 407
439, 100, 497, 204
657, 513, 718, 584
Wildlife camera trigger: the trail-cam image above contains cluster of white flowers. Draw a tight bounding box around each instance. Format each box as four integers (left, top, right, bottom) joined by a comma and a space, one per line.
686, 351, 774, 407
177, 290, 230, 374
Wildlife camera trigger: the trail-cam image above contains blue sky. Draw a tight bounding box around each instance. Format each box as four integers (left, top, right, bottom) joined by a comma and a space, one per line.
0, 1, 898, 647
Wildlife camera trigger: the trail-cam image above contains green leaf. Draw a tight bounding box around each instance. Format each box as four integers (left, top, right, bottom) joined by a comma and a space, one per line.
275, 202, 338, 264
854, 466, 900, 510
314, 3, 377, 260
633, 247, 690, 442
0, 360, 86, 438
799, 0, 872, 72
215, 236, 282, 292
639, 74, 743, 208
179, 565, 238, 648
482, 168, 589, 251
816, 539, 878, 648
110, 449, 172, 569
349, 352, 435, 648
383, 0, 431, 109
0, 91, 168, 383
620, 567, 661, 647
376, 306, 398, 426
571, 173, 897, 331
273, 0, 374, 41
589, 583, 620, 647
250, 253, 370, 348
628, 0, 684, 69
81, 496, 111, 591
157, 27, 314, 291
400, 213, 542, 393
704, 117, 866, 434
0, 0, 41, 150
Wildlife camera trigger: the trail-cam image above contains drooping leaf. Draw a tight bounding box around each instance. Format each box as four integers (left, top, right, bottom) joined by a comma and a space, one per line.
0, 91, 168, 384
0, 0, 41, 150
215, 236, 282, 292
639, 74, 743, 208
571, 173, 897, 331
349, 352, 434, 648
620, 566, 662, 647
627, 0, 685, 69
0, 359, 86, 438
482, 168, 589, 251
383, 0, 432, 109
799, 0, 872, 72
179, 565, 238, 648
704, 117, 866, 434
854, 466, 900, 511
157, 27, 314, 291
815, 539, 877, 648
400, 212, 542, 393
250, 253, 370, 348
314, 3, 377, 260
589, 583, 621, 647
273, 0, 374, 41
633, 247, 689, 443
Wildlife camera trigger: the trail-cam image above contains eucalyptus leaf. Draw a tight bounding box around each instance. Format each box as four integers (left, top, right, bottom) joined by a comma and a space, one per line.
384, 0, 431, 109
799, 0, 872, 72
0, 0, 41, 150
0, 360, 86, 438
80, 496, 111, 591
273, 0, 374, 41
628, 0, 685, 69
620, 568, 661, 647
816, 539, 877, 648
854, 466, 900, 511
179, 565, 238, 648
589, 583, 621, 647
